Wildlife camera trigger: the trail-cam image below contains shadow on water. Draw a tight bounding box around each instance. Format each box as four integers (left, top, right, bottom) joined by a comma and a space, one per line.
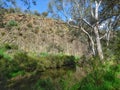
6, 65, 85, 90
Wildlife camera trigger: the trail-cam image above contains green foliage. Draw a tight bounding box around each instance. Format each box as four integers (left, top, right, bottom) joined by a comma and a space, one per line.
0, 44, 120, 90
9, 70, 25, 78
41, 12, 48, 17
108, 31, 120, 62
33, 78, 55, 90
59, 75, 73, 90
1, 32, 5, 36
5, 20, 18, 29
1, 43, 18, 50
0, 49, 12, 61
14, 8, 21, 13
113, 31, 120, 57
39, 52, 49, 57
13, 51, 37, 72
34, 10, 41, 16
8, 8, 16, 13
71, 57, 120, 90
0, 47, 76, 79
59, 78, 70, 90
0, 54, 15, 79
27, 22, 33, 28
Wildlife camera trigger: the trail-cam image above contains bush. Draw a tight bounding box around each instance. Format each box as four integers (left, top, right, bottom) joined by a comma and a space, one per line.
5, 20, 18, 29
13, 51, 37, 72
27, 22, 33, 28
0, 49, 12, 61
2, 43, 18, 50
14, 8, 21, 13
33, 78, 55, 90
8, 8, 15, 13
71, 57, 120, 90
41, 12, 48, 17
34, 10, 41, 16
0, 50, 77, 89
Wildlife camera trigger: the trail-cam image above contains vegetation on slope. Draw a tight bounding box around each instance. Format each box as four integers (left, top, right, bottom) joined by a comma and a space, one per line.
0, 8, 120, 90
0, 43, 77, 89
0, 9, 87, 56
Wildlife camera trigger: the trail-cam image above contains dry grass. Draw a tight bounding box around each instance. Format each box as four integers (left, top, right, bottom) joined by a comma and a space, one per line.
0, 13, 88, 56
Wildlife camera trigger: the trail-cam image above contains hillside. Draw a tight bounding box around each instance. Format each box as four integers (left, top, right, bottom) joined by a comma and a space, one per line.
0, 12, 88, 56
0, 9, 120, 90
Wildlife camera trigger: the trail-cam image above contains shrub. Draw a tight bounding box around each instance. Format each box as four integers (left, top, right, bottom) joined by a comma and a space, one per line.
0, 43, 18, 50
34, 10, 41, 16
0, 49, 12, 61
14, 8, 21, 13
71, 57, 120, 90
13, 51, 37, 72
5, 20, 18, 29
41, 12, 48, 17
33, 78, 55, 90
8, 8, 15, 13
1, 32, 5, 36
27, 22, 33, 28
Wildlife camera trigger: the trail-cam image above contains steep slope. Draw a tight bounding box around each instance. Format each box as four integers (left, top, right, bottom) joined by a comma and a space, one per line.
0, 13, 88, 56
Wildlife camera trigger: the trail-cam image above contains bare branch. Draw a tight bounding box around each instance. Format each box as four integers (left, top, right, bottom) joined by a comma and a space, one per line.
90, 0, 94, 18
81, 18, 94, 29
98, 0, 102, 7
100, 33, 107, 40
90, 6, 94, 18
80, 26, 95, 55
66, 22, 95, 55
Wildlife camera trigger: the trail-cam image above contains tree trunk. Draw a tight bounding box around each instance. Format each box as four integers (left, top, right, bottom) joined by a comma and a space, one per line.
94, 0, 104, 59
106, 30, 111, 46
80, 26, 96, 56
94, 26, 104, 59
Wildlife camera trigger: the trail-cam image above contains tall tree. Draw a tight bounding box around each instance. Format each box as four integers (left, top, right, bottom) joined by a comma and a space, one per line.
48, 0, 120, 59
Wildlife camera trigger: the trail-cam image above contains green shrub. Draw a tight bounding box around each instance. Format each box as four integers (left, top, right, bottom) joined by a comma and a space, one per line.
0, 49, 12, 61
41, 12, 48, 17
5, 20, 18, 29
2, 43, 18, 50
1, 32, 5, 36
34, 10, 41, 16
0, 55, 16, 78
33, 78, 55, 90
71, 57, 120, 90
39, 52, 49, 57
27, 22, 33, 28
14, 8, 21, 13
8, 8, 15, 13
0, 49, 4, 59
0, 50, 77, 89
9, 70, 25, 78
108, 31, 120, 62
13, 51, 38, 72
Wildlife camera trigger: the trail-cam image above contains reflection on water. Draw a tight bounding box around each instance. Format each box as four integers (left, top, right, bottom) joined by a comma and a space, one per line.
8, 65, 85, 90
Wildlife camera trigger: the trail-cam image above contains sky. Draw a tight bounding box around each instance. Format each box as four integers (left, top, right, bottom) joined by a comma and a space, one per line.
16, 0, 50, 13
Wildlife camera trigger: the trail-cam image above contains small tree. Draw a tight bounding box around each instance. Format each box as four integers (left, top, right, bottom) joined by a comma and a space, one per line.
41, 12, 48, 17
34, 10, 41, 16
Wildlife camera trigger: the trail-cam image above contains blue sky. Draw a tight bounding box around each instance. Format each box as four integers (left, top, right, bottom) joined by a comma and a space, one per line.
16, 0, 50, 13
